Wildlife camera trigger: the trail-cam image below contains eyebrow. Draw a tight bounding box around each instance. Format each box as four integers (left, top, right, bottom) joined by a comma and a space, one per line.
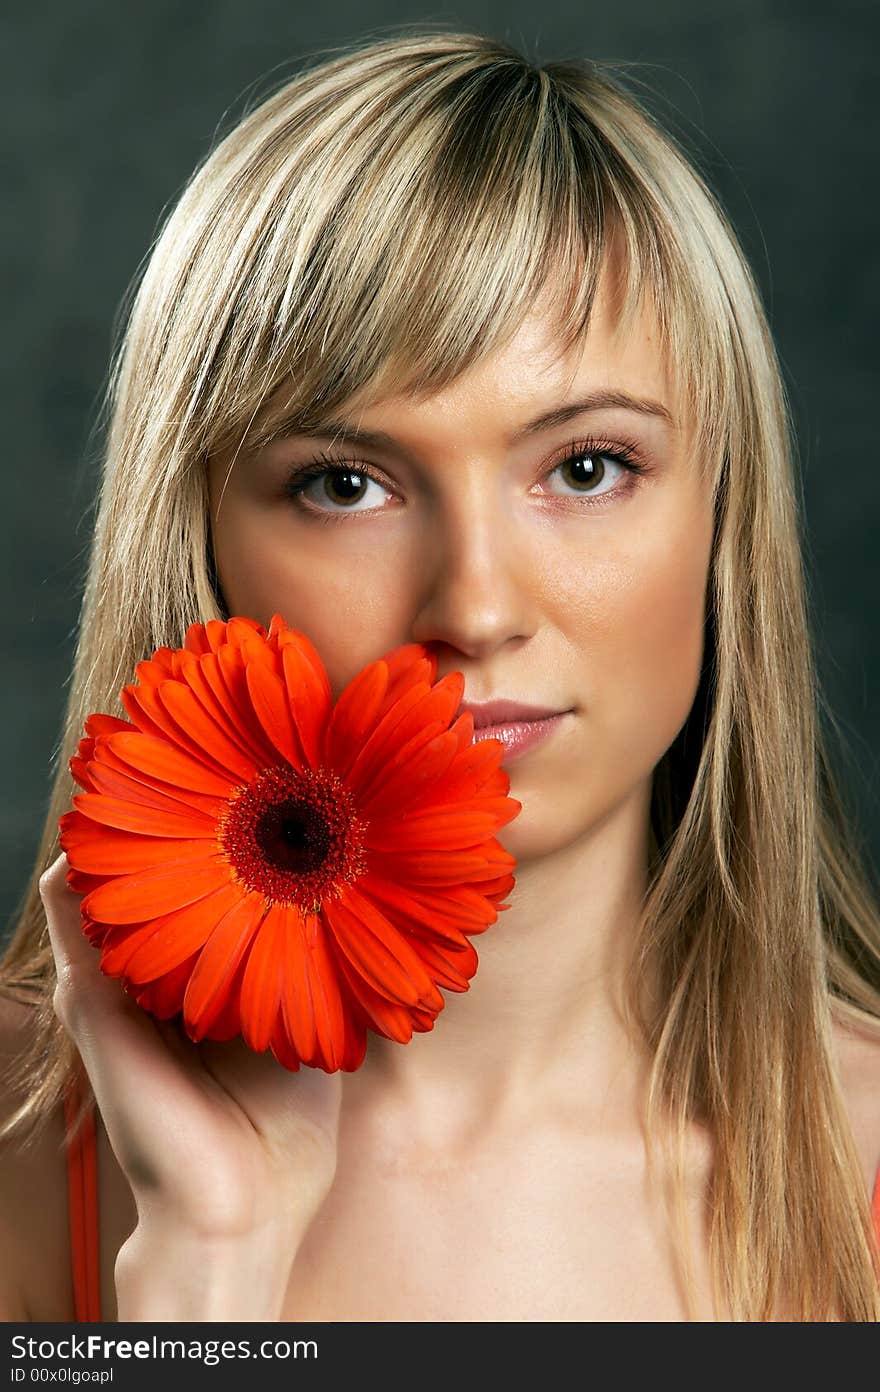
269, 388, 675, 451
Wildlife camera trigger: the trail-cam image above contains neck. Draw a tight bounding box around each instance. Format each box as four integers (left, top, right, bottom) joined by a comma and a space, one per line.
350, 779, 656, 1139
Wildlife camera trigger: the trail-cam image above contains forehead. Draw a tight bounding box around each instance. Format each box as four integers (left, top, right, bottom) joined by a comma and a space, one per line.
326, 267, 672, 434
246, 239, 679, 455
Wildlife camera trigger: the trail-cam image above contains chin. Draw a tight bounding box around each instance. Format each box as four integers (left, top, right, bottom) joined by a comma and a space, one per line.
495, 796, 581, 866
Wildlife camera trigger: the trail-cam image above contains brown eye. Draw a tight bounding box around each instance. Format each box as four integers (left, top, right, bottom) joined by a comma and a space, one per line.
559, 453, 605, 491
320, 470, 370, 506
283, 462, 394, 514
541, 440, 645, 503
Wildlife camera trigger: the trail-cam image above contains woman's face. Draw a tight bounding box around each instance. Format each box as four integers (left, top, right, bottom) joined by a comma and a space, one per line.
207, 273, 715, 864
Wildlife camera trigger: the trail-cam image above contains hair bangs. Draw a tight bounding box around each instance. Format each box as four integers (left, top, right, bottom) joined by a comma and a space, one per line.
190, 57, 672, 461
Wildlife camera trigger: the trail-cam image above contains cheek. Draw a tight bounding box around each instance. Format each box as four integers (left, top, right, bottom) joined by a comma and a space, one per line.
616, 542, 709, 743
210, 499, 414, 697
561, 505, 712, 765
491, 495, 714, 861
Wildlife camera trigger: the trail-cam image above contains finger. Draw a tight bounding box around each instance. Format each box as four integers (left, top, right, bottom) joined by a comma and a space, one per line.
41, 851, 134, 1018
41, 852, 227, 1173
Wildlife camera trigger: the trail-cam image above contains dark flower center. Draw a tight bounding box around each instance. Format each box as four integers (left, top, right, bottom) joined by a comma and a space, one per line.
256, 801, 331, 874
217, 765, 368, 913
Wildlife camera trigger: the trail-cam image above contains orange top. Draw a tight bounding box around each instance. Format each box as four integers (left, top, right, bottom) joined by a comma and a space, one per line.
62, 1063, 101, 1321
63, 1061, 880, 1321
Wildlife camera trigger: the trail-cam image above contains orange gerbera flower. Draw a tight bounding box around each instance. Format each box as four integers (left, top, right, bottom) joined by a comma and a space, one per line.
58, 614, 521, 1072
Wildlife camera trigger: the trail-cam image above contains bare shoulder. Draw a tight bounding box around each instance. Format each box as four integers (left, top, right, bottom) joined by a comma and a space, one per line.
0, 992, 74, 1320
830, 1009, 880, 1198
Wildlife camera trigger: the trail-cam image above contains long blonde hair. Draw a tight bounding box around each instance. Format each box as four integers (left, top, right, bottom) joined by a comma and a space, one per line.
2, 27, 879, 1320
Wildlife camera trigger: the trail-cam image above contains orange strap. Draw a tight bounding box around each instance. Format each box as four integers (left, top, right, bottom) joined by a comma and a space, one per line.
62, 1062, 101, 1322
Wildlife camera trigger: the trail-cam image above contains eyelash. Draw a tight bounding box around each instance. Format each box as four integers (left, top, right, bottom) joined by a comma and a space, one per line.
281, 434, 652, 523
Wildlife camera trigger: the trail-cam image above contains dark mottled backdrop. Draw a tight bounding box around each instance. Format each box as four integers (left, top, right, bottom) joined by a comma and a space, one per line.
2, 1, 877, 939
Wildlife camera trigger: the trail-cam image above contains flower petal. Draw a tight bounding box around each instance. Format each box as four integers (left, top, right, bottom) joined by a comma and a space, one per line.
400, 879, 508, 931
355, 874, 472, 948
64, 829, 219, 877
70, 756, 97, 792
183, 621, 212, 658
323, 660, 389, 778
122, 680, 250, 784
118, 684, 167, 742
322, 884, 442, 1010
269, 1017, 302, 1072
124, 881, 241, 984
340, 1017, 370, 1071
408, 935, 478, 991
190, 619, 230, 655
105, 732, 235, 797
182, 891, 264, 1040
65, 867, 106, 897
277, 905, 317, 1063
82, 857, 229, 924
359, 730, 460, 819
366, 840, 515, 886
100, 916, 179, 976
194, 650, 277, 771
71, 792, 215, 839
199, 952, 248, 1041
345, 674, 461, 801
225, 616, 266, 649
327, 941, 437, 1043
133, 649, 176, 686
346, 680, 434, 786
174, 650, 274, 771
84, 713, 136, 739
85, 755, 226, 821
405, 734, 507, 810
365, 806, 514, 853
157, 680, 259, 782
239, 904, 286, 1053
465, 872, 518, 908
128, 952, 199, 1020
245, 661, 307, 769
381, 643, 437, 701
216, 644, 280, 766
277, 632, 333, 770
279, 906, 351, 1071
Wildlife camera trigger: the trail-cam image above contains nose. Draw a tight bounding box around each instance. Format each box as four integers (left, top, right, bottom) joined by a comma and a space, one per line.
408, 472, 539, 663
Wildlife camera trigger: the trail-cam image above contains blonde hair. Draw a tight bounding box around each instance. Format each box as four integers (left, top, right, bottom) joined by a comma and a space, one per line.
2, 26, 879, 1320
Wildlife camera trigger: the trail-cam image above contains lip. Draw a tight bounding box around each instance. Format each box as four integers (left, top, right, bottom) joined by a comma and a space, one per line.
460, 699, 568, 728
460, 700, 572, 764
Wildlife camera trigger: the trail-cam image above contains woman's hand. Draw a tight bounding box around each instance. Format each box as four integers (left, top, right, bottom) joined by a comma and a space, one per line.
40, 851, 342, 1321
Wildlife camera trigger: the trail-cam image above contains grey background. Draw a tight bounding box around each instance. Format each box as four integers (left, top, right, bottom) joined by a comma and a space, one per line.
3, 1, 878, 939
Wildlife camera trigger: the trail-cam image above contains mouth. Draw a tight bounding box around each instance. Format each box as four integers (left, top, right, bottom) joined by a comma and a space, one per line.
459, 701, 570, 768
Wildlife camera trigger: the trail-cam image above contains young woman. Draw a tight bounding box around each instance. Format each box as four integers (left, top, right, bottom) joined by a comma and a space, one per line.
1, 29, 878, 1323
